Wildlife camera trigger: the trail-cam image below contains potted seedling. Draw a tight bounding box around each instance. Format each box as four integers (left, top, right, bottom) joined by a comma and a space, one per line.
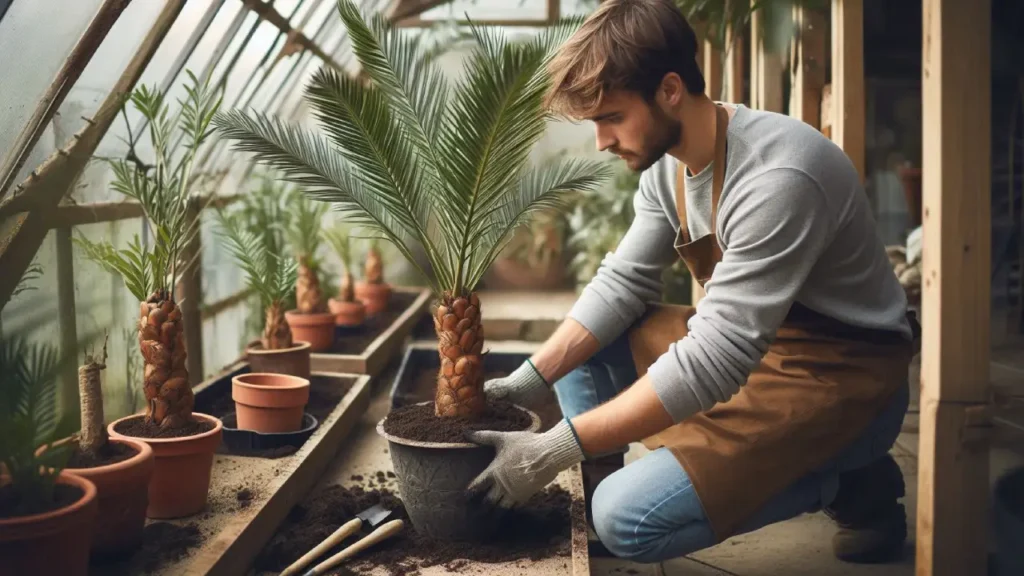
214, 1, 607, 541
75, 70, 223, 519
323, 223, 367, 328
282, 187, 336, 352
216, 195, 313, 379
0, 335, 97, 575
354, 237, 392, 315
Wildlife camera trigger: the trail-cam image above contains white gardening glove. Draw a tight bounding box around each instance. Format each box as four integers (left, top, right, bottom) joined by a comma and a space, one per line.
466, 419, 585, 508
482, 360, 552, 410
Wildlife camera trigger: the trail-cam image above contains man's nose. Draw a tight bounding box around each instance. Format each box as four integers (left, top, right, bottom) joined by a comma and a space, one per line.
595, 127, 616, 152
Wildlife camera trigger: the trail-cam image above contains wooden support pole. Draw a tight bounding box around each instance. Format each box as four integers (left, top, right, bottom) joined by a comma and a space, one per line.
917, 0, 992, 574
750, 7, 784, 112
829, 0, 865, 180
179, 195, 204, 385
56, 226, 80, 430
789, 6, 827, 128
724, 23, 744, 104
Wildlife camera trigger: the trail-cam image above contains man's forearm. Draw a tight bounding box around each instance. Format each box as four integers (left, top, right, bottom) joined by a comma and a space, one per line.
529, 318, 601, 385
569, 374, 674, 455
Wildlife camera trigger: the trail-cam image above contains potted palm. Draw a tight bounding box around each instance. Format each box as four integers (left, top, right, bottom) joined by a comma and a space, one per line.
216, 199, 312, 379
323, 223, 367, 327
214, 1, 607, 540
355, 237, 392, 315
75, 70, 223, 519
282, 187, 336, 352
0, 336, 97, 575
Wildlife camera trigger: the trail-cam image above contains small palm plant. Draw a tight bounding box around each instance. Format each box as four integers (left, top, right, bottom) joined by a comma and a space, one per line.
284, 186, 330, 315
75, 70, 222, 430
214, 1, 610, 418
322, 223, 357, 305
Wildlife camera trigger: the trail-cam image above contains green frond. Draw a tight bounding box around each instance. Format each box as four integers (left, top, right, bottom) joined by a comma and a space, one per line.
74, 234, 154, 301
214, 207, 297, 308
11, 262, 43, 299
322, 223, 355, 272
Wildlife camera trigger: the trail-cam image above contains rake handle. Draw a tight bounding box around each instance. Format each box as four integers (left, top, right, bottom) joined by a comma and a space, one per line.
304, 519, 405, 576
280, 517, 362, 576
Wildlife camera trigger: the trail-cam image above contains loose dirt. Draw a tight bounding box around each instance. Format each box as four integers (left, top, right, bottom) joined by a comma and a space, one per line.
66, 440, 138, 469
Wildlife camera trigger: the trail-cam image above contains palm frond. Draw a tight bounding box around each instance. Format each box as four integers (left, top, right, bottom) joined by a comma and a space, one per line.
322, 223, 355, 272
214, 208, 297, 308
74, 234, 154, 301
11, 262, 43, 299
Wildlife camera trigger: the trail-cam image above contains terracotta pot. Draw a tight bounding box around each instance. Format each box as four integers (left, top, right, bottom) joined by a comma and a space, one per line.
355, 281, 392, 316
61, 438, 154, 558
107, 413, 222, 519
232, 373, 310, 433
328, 297, 366, 327
0, 472, 98, 576
246, 340, 311, 379
284, 310, 336, 352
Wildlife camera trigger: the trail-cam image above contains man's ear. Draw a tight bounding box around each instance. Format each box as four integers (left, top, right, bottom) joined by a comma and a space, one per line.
658, 72, 686, 107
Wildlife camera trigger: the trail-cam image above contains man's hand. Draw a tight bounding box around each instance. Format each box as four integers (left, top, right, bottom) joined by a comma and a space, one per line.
466, 419, 585, 508
482, 360, 552, 409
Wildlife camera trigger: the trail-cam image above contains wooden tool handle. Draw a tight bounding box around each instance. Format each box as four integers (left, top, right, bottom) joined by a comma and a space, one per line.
280, 518, 362, 576
307, 519, 405, 575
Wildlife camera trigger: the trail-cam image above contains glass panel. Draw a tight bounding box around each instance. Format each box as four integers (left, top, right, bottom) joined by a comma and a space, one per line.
419, 0, 548, 21
223, 21, 284, 108
202, 301, 256, 379
302, 0, 337, 36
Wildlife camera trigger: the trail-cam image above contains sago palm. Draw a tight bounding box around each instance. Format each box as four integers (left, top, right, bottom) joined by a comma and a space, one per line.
283, 186, 330, 315
76, 70, 222, 429
214, 1, 610, 418
322, 223, 357, 303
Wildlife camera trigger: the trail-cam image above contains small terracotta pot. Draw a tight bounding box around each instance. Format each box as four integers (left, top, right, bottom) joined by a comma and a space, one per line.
246, 340, 311, 379
61, 438, 154, 558
328, 297, 366, 327
232, 373, 310, 433
355, 281, 392, 316
0, 472, 98, 576
107, 413, 222, 519
284, 310, 336, 352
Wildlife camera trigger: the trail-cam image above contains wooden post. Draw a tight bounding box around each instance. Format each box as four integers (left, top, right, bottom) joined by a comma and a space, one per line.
724, 23, 744, 104
789, 6, 827, 128
56, 226, 80, 430
917, 0, 992, 574
829, 0, 865, 180
750, 6, 784, 112
179, 195, 204, 385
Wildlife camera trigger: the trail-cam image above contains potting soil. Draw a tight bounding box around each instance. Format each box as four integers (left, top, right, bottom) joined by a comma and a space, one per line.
329, 291, 416, 354
255, 479, 573, 576
113, 415, 215, 439
0, 483, 82, 519
382, 399, 533, 443
66, 440, 138, 468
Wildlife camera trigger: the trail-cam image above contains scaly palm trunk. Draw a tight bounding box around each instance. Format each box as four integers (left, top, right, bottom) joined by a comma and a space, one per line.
139, 290, 194, 428
433, 292, 485, 418
339, 270, 354, 302
78, 337, 109, 455
263, 301, 293, 349
365, 246, 384, 284
297, 255, 325, 313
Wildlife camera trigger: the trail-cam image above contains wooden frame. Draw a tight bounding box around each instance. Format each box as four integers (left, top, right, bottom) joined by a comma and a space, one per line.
310, 286, 433, 376
750, 8, 784, 113
916, 0, 992, 574
789, 6, 827, 129
829, 0, 865, 180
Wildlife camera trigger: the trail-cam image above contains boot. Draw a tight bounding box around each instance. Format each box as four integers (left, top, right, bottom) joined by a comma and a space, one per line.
824, 453, 908, 563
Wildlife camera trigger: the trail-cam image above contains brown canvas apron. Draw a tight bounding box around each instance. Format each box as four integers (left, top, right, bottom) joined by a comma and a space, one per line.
627, 105, 915, 542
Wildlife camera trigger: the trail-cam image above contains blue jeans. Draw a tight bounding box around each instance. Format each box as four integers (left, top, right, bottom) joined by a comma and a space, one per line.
553, 333, 909, 563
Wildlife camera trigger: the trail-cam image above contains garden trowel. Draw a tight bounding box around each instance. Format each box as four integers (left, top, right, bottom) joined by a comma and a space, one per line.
279, 502, 398, 576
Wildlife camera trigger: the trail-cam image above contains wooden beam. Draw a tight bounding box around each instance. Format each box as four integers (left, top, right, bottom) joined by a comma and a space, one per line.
387, 0, 453, 23
829, 0, 865, 180
200, 288, 253, 321
56, 226, 79, 430
0, 0, 131, 202
0, 1, 187, 313
240, 0, 343, 72
724, 23, 744, 104
789, 6, 827, 128
750, 6, 784, 112
916, 0, 992, 574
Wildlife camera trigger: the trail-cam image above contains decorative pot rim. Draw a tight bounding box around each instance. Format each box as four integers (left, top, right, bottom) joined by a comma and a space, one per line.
375, 401, 541, 449
245, 340, 312, 355
43, 436, 154, 477
106, 412, 223, 445
284, 310, 337, 324
233, 372, 310, 391
0, 471, 97, 528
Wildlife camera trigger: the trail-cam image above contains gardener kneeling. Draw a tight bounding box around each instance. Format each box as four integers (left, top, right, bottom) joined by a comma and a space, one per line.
467, 0, 917, 565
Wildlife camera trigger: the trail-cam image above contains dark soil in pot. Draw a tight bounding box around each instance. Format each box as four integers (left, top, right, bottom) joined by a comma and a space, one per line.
326, 291, 416, 353
66, 441, 138, 468
0, 483, 83, 519
253, 479, 574, 576
112, 416, 215, 439
382, 400, 533, 443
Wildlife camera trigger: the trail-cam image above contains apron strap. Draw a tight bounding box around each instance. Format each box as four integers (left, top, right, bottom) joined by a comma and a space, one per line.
674, 105, 730, 242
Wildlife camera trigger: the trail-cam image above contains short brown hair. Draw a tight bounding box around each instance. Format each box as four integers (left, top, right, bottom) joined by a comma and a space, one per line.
545, 0, 704, 119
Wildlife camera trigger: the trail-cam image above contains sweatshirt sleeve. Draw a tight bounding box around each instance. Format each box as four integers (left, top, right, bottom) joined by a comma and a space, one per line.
566, 169, 679, 347
646, 167, 835, 423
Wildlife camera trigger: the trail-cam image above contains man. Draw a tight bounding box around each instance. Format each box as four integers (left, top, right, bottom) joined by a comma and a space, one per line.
466, 0, 918, 566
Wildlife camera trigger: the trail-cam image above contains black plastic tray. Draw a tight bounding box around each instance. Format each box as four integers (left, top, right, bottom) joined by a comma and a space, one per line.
219, 412, 319, 452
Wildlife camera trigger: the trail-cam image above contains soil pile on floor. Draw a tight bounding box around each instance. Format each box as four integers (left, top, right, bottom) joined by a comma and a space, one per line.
67, 440, 138, 468
329, 291, 416, 353
113, 415, 215, 439
91, 521, 203, 573
255, 480, 573, 576
382, 399, 533, 443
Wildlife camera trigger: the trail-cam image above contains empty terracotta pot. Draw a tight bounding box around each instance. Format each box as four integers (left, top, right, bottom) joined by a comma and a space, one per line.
0, 471, 98, 576
246, 340, 311, 379
107, 413, 222, 519
328, 297, 366, 327
355, 281, 392, 316
232, 373, 310, 433
62, 438, 154, 558
284, 310, 336, 352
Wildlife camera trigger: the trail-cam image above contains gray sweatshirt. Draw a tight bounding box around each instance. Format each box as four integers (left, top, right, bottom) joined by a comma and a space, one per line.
567, 104, 912, 423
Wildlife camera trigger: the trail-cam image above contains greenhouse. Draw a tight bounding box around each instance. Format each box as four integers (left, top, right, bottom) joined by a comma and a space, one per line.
0, 0, 1021, 575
